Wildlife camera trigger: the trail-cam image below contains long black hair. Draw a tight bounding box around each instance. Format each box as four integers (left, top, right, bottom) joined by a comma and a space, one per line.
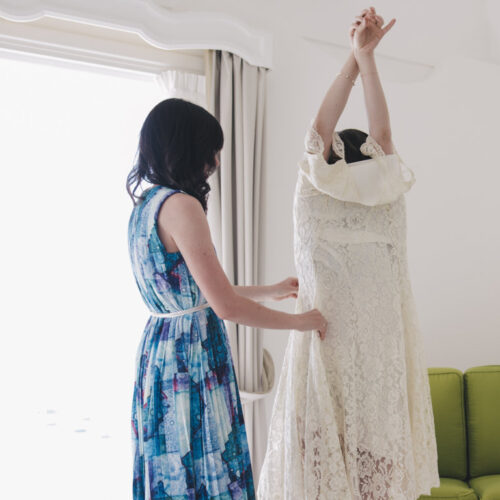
127, 98, 224, 211
328, 128, 372, 164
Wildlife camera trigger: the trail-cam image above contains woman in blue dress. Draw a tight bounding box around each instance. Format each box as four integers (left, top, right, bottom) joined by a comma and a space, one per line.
126, 98, 327, 500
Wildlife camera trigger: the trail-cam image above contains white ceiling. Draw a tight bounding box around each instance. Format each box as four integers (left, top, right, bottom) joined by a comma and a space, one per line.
151, 0, 499, 68
2, 0, 497, 70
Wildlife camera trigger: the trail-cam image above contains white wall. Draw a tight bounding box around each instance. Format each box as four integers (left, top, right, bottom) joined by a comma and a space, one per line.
258, 15, 500, 441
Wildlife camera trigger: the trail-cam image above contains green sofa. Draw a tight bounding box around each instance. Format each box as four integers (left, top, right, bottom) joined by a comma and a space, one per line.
418, 365, 500, 500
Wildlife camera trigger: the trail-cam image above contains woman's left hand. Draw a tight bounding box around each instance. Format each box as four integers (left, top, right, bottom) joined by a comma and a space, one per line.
350, 7, 396, 56
272, 277, 299, 301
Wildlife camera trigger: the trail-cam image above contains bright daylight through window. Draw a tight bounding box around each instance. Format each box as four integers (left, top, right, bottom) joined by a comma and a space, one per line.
0, 55, 165, 500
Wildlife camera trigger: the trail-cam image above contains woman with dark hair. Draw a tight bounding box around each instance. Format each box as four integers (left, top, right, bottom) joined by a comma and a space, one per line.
127, 98, 327, 499
258, 7, 440, 500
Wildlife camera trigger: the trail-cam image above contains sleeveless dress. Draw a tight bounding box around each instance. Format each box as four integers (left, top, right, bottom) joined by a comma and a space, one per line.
257, 125, 441, 500
128, 185, 255, 500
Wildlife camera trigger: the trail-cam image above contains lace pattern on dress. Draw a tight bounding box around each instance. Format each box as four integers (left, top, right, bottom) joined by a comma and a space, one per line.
360, 135, 386, 158
305, 122, 325, 155
333, 131, 345, 160
258, 124, 439, 500
257, 186, 441, 499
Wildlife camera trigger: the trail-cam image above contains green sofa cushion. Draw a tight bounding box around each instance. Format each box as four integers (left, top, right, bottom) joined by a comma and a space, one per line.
428, 368, 468, 480
468, 475, 500, 500
464, 365, 500, 478
418, 477, 477, 500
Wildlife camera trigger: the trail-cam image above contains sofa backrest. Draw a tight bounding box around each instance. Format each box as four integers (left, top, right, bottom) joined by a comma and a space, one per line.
428, 367, 468, 480
464, 365, 500, 478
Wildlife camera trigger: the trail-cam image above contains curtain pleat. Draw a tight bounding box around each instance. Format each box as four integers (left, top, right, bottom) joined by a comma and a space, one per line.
206, 50, 274, 484
155, 57, 274, 484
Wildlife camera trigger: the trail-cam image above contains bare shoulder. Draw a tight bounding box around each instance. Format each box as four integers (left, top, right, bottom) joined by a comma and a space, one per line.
158, 191, 208, 243
159, 191, 203, 220
163, 191, 199, 209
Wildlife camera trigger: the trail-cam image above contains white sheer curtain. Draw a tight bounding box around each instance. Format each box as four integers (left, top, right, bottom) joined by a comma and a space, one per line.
155, 69, 206, 107
205, 50, 273, 483
155, 61, 273, 482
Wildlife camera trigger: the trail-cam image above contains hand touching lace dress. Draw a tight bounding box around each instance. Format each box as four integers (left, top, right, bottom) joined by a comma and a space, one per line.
257, 125, 440, 500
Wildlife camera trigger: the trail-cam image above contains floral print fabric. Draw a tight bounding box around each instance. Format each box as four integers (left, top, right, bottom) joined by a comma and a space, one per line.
128, 185, 254, 500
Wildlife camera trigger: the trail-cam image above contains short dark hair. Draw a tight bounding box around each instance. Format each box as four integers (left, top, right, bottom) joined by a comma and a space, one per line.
126, 98, 224, 211
328, 128, 372, 164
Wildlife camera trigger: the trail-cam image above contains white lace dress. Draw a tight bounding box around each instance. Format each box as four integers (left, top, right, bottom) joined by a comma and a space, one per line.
257, 124, 441, 500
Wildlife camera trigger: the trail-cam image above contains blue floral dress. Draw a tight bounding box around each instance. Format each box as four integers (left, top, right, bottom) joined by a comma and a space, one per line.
128, 185, 254, 500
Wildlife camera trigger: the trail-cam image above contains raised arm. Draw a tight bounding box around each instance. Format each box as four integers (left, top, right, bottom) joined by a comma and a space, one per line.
352, 7, 397, 154
313, 8, 382, 162
312, 52, 359, 162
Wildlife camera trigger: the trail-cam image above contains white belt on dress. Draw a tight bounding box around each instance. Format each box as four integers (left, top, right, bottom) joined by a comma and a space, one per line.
149, 302, 210, 318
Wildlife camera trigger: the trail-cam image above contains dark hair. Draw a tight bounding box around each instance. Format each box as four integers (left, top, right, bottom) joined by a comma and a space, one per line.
127, 98, 224, 211
328, 128, 372, 164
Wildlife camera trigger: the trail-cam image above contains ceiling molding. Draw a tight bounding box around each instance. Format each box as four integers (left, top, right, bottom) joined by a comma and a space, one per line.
0, 0, 273, 69
0, 16, 205, 77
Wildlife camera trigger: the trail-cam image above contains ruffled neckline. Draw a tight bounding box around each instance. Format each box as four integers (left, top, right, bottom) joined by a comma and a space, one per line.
298, 123, 416, 206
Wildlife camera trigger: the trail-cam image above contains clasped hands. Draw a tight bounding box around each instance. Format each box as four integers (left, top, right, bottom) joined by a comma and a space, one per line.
349, 6, 396, 58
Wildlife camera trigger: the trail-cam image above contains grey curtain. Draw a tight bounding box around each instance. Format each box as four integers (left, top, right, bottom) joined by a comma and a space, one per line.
205, 49, 273, 482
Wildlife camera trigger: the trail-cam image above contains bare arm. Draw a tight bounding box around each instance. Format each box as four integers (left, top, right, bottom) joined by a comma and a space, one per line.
357, 53, 394, 154
159, 193, 326, 337
352, 8, 397, 154
312, 7, 380, 162
233, 285, 274, 302
233, 277, 298, 302
312, 52, 359, 162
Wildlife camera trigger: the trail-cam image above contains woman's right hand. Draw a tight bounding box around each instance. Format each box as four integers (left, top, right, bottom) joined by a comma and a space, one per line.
349, 7, 395, 56
297, 309, 328, 340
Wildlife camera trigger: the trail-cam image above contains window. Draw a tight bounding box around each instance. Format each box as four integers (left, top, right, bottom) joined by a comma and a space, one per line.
0, 55, 165, 500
